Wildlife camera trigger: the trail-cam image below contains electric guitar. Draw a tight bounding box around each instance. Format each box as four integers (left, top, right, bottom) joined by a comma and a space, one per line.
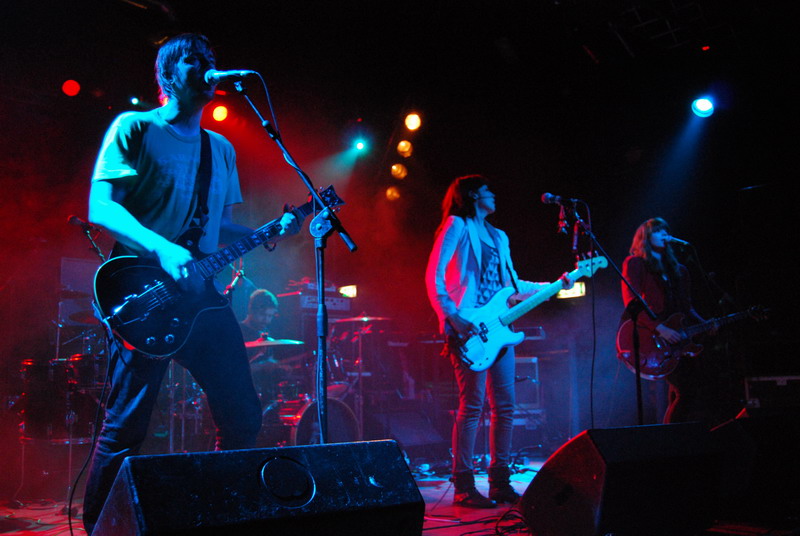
616, 306, 766, 379
452, 256, 608, 371
93, 185, 344, 358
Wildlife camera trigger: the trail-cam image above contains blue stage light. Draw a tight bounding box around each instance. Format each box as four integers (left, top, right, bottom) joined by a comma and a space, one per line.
691, 97, 714, 117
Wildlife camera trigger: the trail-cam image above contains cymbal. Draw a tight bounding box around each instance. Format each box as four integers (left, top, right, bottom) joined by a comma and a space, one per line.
69, 310, 97, 324
333, 315, 391, 323
244, 338, 304, 349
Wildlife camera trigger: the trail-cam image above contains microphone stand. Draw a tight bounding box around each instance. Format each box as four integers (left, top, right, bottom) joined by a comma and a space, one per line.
78, 223, 106, 262
562, 202, 656, 425
233, 80, 357, 444
223, 265, 245, 302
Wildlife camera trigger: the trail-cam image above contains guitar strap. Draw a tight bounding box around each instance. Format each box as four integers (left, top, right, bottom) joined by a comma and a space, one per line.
188, 129, 212, 234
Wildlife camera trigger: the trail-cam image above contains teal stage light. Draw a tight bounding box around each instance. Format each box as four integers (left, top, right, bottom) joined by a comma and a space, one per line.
691, 97, 714, 117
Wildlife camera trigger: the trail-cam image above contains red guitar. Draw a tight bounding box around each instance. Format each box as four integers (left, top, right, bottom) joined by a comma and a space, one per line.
616, 307, 765, 379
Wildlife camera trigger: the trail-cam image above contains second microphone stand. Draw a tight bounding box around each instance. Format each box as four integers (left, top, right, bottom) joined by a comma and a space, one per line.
234, 79, 357, 444
561, 200, 656, 425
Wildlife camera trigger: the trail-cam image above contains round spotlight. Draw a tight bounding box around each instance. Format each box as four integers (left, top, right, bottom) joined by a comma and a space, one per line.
385, 186, 401, 201
404, 113, 421, 131
212, 105, 228, 122
61, 79, 81, 97
390, 163, 408, 180
396, 140, 413, 158
691, 97, 714, 118
354, 138, 368, 151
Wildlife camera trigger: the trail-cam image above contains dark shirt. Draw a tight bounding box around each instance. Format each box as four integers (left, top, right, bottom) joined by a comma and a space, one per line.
621, 255, 701, 331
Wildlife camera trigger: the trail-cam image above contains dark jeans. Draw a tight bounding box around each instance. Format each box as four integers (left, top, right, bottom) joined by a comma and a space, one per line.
82, 307, 262, 534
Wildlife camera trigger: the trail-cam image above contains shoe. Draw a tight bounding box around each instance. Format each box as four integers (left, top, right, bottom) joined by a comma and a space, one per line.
451, 470, 497, 509
488, 466, 520, 504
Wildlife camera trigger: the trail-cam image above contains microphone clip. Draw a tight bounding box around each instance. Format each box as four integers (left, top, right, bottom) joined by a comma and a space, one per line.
557, 206, 568, 235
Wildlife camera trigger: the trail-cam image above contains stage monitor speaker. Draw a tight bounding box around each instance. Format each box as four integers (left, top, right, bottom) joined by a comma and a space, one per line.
520, 422, 720, 536
711, 407, 800, 523
93, 440, 424, 536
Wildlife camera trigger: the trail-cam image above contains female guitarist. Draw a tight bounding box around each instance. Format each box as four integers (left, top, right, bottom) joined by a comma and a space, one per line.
425, 175, 572, 508
620, 217, 711, 424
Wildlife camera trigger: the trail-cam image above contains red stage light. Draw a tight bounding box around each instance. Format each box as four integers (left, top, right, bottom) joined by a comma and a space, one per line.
61, 79, 81, 97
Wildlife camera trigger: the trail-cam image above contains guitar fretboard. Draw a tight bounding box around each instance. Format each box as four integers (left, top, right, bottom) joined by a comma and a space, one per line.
193, 220, 283, 279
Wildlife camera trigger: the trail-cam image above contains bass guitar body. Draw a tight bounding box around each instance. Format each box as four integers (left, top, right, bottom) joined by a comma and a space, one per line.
454, 287, 526, 372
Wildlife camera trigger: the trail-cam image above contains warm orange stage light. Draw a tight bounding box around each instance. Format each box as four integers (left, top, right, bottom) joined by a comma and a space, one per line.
212, 105, 228, 122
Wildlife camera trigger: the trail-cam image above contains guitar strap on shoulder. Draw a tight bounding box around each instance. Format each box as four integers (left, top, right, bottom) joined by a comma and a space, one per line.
189, 129, 212, 233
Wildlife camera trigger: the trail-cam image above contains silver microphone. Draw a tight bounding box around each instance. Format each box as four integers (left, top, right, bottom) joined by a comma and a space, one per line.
204, 69, 257, 85
540, 192, 578, 205
667, 236, 691, 246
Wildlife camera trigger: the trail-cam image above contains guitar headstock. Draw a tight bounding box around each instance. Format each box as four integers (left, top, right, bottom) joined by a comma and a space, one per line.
576, 255, 608, 278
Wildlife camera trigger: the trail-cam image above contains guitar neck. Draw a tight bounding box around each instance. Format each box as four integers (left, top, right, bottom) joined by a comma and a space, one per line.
499, 267, 577, 326
191, 204, 312, 279
684, 310, 749, 337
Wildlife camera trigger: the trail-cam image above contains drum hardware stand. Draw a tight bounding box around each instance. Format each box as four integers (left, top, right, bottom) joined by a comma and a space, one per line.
163, 362, 207, 453
353, 327, 368, 440
14, 384, 89, 513
234, 78, 357, 444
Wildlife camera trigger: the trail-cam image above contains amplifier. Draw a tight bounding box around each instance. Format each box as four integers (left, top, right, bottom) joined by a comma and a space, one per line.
745, 376, 800, 409
278, 290, 352, 312
516, 356, 540, 408
275, 291, 352, 344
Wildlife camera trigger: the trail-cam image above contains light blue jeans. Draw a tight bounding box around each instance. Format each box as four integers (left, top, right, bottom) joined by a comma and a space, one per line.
448, 340, 516, 474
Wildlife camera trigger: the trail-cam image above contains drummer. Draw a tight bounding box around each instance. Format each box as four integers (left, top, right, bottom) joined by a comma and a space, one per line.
240, 289, 291, 403
240, 288, 279, 346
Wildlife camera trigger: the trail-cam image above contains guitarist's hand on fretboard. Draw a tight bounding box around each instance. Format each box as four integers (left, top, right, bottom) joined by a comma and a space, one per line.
559, 272, 575, 290
277, 210, 301, 238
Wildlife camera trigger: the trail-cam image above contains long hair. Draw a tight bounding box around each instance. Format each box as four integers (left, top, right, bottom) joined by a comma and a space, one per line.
435, 174, 489, 236
155, 33, 215, 102
629, 217, 680, 280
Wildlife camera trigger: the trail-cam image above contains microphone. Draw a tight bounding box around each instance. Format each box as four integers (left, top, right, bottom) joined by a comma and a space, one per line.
667, 236, 691, 246
540, 192, 577, 205
204, 69, 257, 85
67, 215, 96, 232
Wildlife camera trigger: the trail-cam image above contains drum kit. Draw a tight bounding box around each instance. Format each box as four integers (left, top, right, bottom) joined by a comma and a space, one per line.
18, 290, 107, 447
251, 314, 398, 449
15, 290, 403, 455
12, 289, 107, 503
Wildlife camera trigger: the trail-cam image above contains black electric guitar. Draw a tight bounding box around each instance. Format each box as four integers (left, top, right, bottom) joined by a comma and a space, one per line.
93, 186, 343, 358
616, 306, 766, 379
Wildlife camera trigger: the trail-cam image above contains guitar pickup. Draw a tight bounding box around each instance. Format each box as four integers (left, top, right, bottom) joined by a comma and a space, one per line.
476, 323, 489, 343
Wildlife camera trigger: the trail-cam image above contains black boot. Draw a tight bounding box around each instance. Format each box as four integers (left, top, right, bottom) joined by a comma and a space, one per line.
488, 466, 520, 504
451, 470, 496, 509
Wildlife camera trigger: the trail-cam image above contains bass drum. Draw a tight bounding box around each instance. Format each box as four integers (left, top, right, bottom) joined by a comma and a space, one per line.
19, 359, 98, 443
258, 398, 359, 448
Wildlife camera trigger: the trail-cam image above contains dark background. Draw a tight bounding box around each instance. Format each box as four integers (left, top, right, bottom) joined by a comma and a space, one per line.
1, 1, 796, 471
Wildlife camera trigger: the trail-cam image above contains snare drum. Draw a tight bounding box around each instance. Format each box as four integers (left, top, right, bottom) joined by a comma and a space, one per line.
257, 398, 359, 448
